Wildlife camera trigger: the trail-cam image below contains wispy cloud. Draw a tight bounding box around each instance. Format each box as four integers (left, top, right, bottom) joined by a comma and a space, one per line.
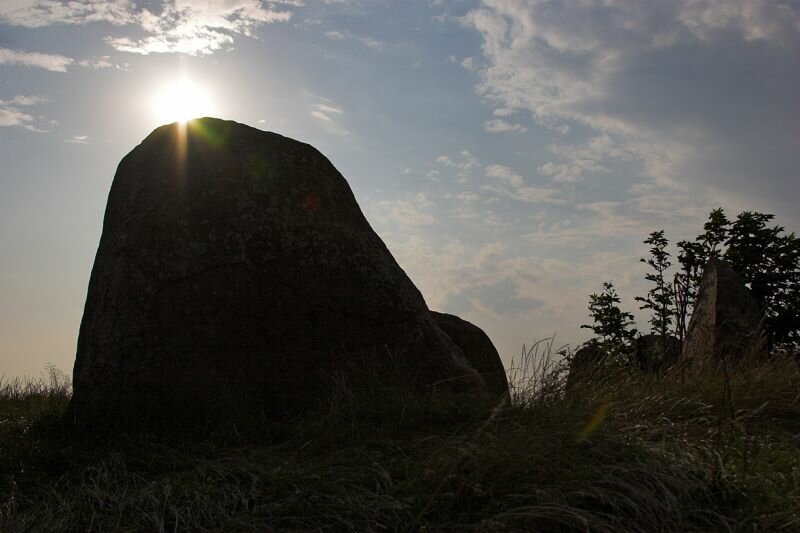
435, 150, 480, 181
0, 95, 50, 131
0, 0, 135, 28
537, 136, 620, 183
0, 95, 48, 106
108, 1, 292, 55
311, 103, 343, 120
376, 233, 573, 341
0, 47, 72, 72
483, 119, 527, 134
77, 56, 113, 69
310, 102, 343, 122
537, 161, 603, 184
358, 36, 384, 50
0, 108, 35, 128
484, 164, 565, 205
377, 193, 437, 227
65, 134, 89, 144
310, 110, 331, 122
464, 0, 800, 213
449, 278, 544, 316
485, 164, 523, 187
323, 29, 384, 50
1, 1, 296, 56
308, 99, 348, 135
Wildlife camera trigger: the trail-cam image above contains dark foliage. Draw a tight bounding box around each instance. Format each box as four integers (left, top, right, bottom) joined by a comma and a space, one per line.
4, 356, 800, 531
586, 208, 799, 356
724, 211, 800, 352
580, 282, 637, 361
636, 230, 675, 340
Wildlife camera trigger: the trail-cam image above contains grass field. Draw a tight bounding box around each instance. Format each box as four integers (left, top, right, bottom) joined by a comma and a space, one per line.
1, 344, 799, 532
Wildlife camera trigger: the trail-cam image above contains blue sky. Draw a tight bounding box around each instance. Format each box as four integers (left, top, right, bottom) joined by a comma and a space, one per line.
2, 0, 799, 379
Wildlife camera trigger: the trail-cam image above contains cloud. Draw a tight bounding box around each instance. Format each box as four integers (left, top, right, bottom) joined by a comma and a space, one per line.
537, 160, 606, 184
435, 150, 481, 181
323, 29, 384, 50
310, 111, 332, 122
0, 0, 135, 27
485, 164, 523, 187
0, 95, 48, 106
434, 153, 565, 205
65, 134, 89, 144
0, 47, 73, 72
448, 278, 544, 316
308, 98, 349, 135
442, 189, 483, 221
375, 235, 570, 338
484, 164, 565, 205
108, 1, 292, 55
464, 0, 800, 215
314, 103, 343, 115
0, 94, 50, 131
0, 108, 35, 128
310, 102, 343, 122
358, 36, 384, 50
1, 1, 295, 56
370, 203, 673, 362
483, 118, 527, 134
461, 56, 479, 71
78, 56, 113, 69
377, 193, 437, 227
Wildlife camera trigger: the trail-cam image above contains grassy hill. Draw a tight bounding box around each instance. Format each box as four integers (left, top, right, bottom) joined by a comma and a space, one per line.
2, 345, 799, 531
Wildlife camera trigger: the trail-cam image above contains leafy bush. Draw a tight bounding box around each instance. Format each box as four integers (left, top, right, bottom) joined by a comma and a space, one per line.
580, 282, 637, 362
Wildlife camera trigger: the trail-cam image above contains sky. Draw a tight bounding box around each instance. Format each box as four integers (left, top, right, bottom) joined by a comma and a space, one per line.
2, 0, 799, 380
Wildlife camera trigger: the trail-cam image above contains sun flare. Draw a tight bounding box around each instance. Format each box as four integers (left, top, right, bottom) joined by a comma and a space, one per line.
150, 78, 214, 125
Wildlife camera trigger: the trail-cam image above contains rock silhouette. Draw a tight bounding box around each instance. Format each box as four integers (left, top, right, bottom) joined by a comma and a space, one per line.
566, 342, 607, 389
431, 311, 509, 397
69, 118, 496, 430
633, 334, 681, 372
682, 258, 766, 365
567, 333, 681, 388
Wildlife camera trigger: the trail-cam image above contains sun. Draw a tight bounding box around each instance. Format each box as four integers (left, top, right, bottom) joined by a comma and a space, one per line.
150, 78, 215, 125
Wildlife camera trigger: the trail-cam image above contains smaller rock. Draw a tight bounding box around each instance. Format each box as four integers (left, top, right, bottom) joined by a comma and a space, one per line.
566, 342, 607, 389
431, 312, 509, 398
682, 258, 766, 365
633, 334, 681, 371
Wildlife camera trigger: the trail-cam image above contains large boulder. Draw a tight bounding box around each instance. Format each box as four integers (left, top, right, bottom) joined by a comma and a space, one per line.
431, 312, 509, 398
69, 118, 487, 430
682, 258, 766, 365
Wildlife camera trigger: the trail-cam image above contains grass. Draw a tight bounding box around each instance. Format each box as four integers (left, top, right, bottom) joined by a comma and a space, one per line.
1, 345, 799, 532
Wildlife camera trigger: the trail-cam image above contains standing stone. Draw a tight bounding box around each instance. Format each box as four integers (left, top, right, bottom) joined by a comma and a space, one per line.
69, 118, 487, 430
431, 312, 509, 398
682, 258, 766, 365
